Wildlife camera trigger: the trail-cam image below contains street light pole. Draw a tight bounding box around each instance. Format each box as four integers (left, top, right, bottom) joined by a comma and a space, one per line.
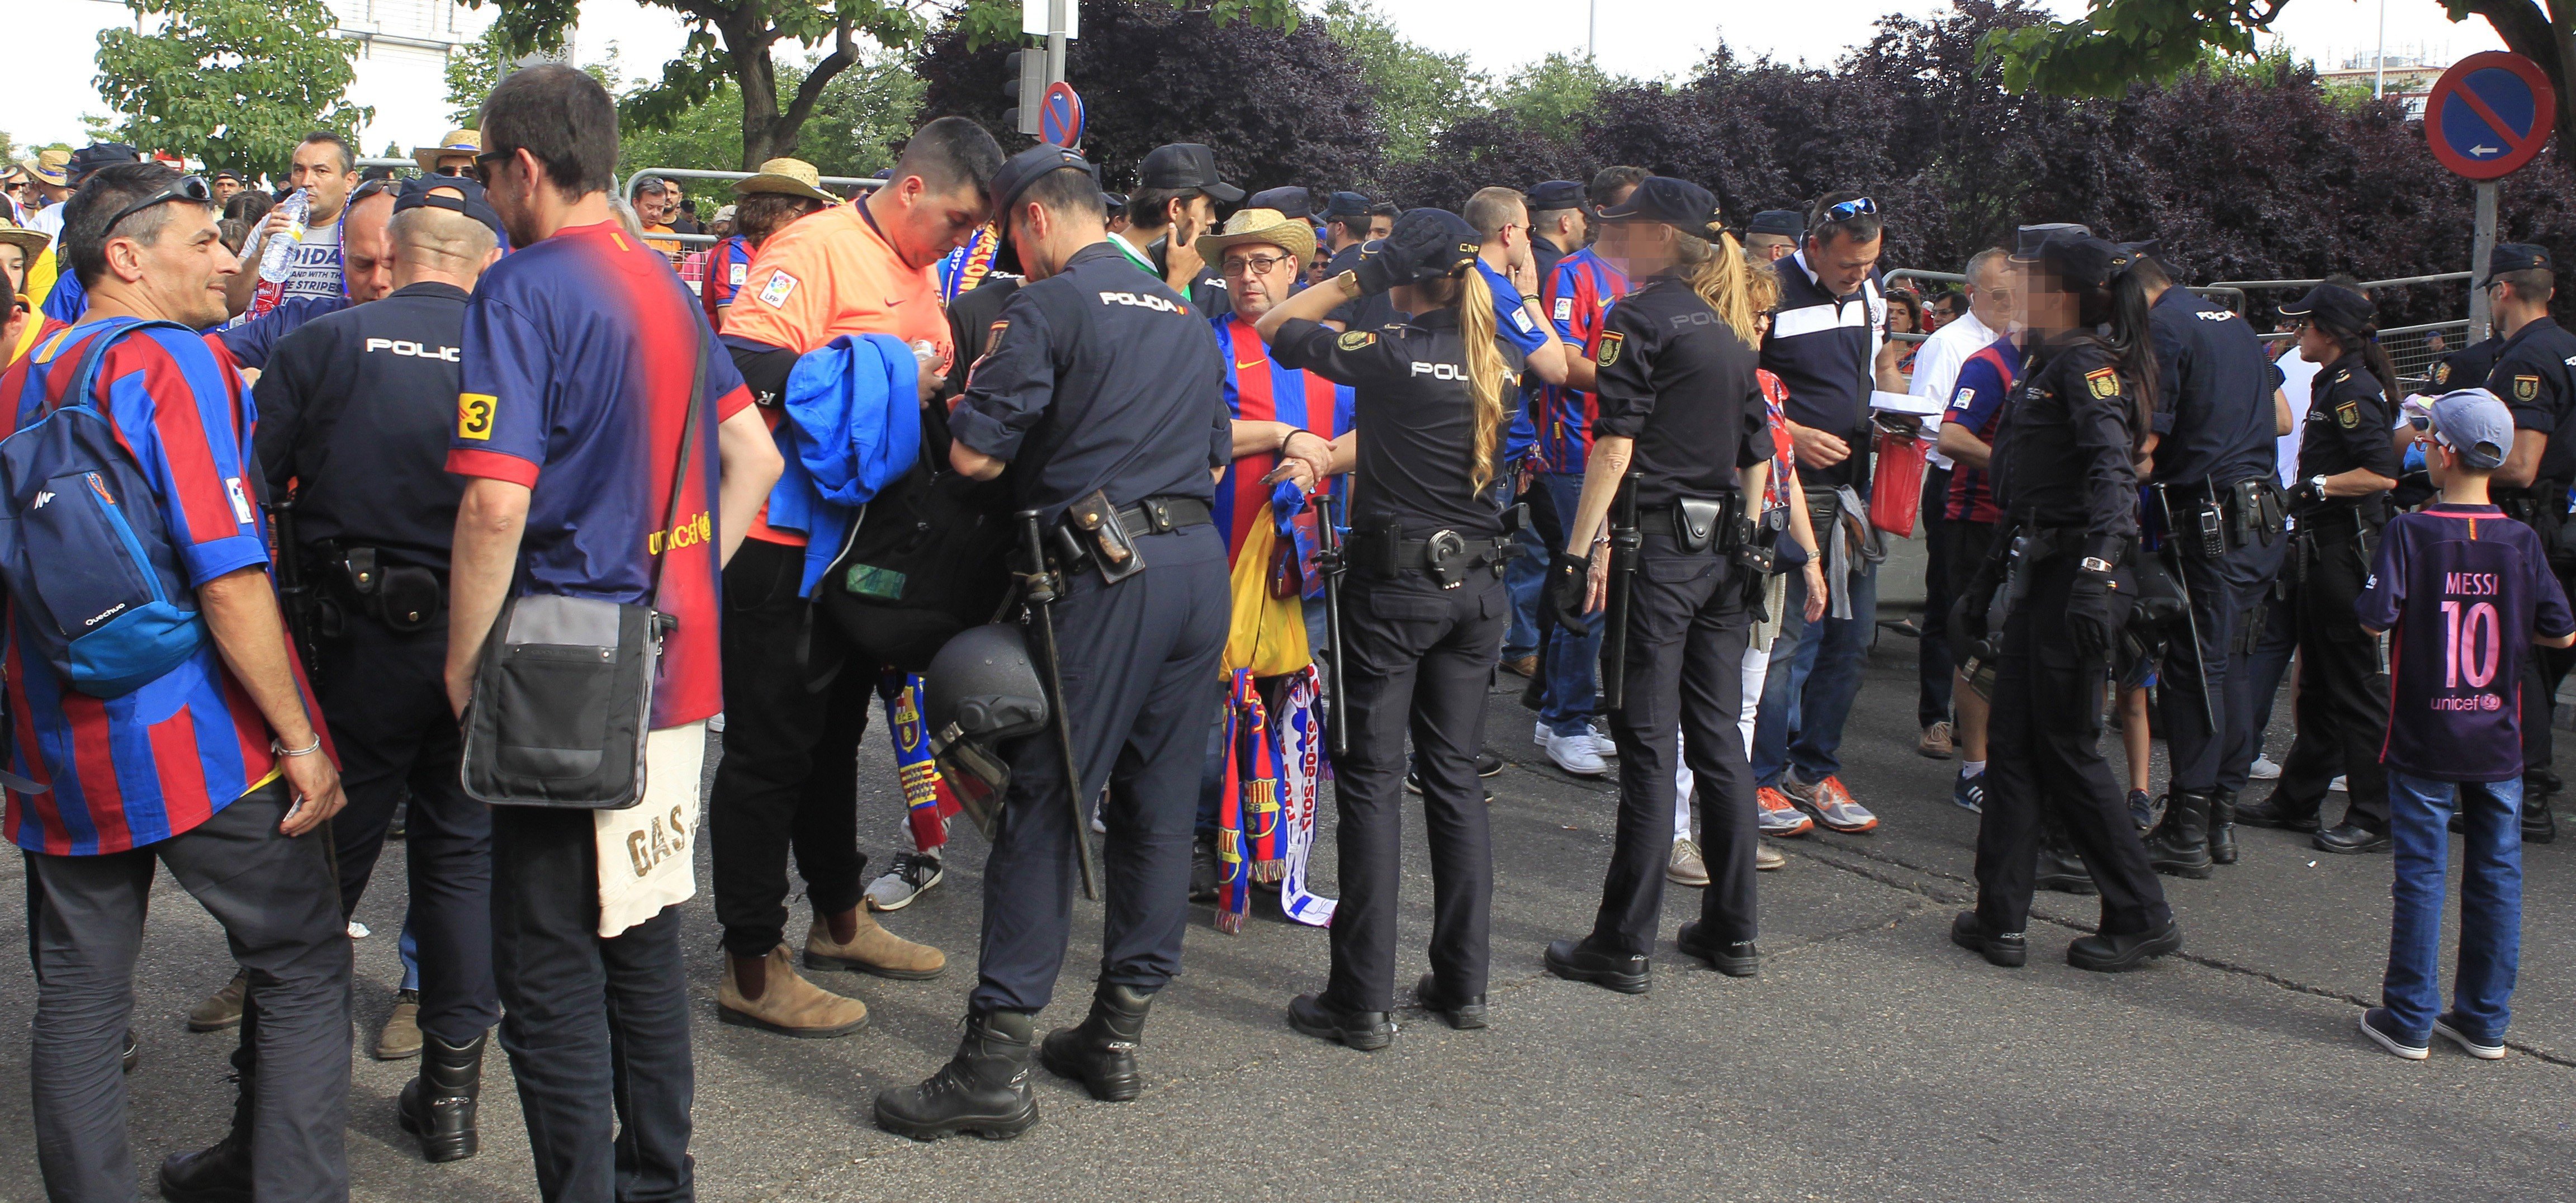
2375, 0, 2388, 98
1588, 0, 1596, 61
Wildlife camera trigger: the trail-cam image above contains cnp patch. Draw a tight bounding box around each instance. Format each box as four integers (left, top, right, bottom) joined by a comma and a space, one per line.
2083, 367, 2119, 400
1598, 330, 1625, 369
963, 320, 1007, 390
2515, 375, 2541, 403
2434, 361, 2452, 387
457, 392, 495, 441
2336, 400, 2361, 430
1337, 329, 1376, 351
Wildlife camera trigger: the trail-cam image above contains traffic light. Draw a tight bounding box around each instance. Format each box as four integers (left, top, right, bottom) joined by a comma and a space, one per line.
1001, 49, 1045, 136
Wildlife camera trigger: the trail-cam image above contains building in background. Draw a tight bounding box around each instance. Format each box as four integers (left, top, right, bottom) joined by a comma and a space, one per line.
330, 0, 491, 155
2319, 50, 2447, 118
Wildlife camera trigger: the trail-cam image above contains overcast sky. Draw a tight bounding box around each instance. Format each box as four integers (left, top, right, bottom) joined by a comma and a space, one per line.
12, 0, 2511, 154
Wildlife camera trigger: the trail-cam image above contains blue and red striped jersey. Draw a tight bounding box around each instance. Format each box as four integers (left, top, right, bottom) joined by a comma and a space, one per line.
1943, 335, 2023, 524
1212, 315, 1353, 562
700, 235, 752, 327
448, 221, 755, 731
3, 319, 321, 855
1535, 248, 1628, 472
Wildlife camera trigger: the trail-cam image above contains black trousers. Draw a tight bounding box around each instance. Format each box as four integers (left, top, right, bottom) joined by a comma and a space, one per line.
1974, 556, 2173, 936
2216, 533, 2291, 794
2155, 521, 2279, 794
1919, 465, 1954, 729
490, 806, 694, 1203
970, 527, 1230, 1015
2270, 518, 2391, 829
1326, 565, 1504, 1013
26, 782, 350, 1202
1590, 531, 1756, 955
709, 537, 872, 958
312, 610, 498, 1045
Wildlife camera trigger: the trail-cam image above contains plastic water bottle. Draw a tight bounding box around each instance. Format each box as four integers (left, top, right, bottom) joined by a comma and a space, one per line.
258, 190, 310, 283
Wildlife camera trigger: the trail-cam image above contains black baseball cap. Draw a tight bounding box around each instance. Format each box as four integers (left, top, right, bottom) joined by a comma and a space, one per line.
2009, 222, 2092, 261
210, 169, 243, 184
1137, 143, 1243, 203
2479, 241, 2553, 285
2024, 234, 2133, 290
1247, 186, 1310, 220
1748, 209, 1803, 238
395, 174, 505, 239
1527, 179, 1587, 212
2277, 282, 2374, 332
1372, 207, 1481, 285
1322, 190, 1372, 221
68, 143, 139, 184
1594, 176, 1725, 240
1102, 191, 1128, 216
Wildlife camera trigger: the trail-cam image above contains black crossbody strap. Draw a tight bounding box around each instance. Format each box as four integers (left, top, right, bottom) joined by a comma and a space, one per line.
648, 341, 709, 607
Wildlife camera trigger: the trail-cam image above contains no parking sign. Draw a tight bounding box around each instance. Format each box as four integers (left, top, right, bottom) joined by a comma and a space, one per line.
2427, 51, 2556, 181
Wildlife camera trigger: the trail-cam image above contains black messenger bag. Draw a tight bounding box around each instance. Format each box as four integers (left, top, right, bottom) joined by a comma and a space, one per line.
459, 348, 705, 809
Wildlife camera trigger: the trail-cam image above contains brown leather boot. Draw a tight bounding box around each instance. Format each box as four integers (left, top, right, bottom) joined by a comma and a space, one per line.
804, 908, 946, 981
717, 946, 869, 1039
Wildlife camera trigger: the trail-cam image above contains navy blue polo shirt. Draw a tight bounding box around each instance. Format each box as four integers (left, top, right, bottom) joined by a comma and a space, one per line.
1760, 250, 1881, 487
2145, 286, 2277, 489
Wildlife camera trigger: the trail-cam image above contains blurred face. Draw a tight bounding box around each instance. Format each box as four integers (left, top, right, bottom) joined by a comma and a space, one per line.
877, 174, 992, 272
1968, 258, 2015, 330
1594, 219, 1678, 279
103, 201, 237, 328
1805, 228, 1882, 298
2022, 267, 2078, 335
288, 141, 356, 217
1745, 233, 1795, 262
1221, 240, 1302, 323
340, 191, 395, 302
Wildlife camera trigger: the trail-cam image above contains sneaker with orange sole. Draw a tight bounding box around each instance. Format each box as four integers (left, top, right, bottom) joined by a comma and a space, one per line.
1755, 787, 1814, 836
1787, 773, 1878, 833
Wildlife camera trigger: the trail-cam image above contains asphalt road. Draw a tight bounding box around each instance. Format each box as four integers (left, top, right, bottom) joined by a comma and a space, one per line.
4, 622, 2573, 1201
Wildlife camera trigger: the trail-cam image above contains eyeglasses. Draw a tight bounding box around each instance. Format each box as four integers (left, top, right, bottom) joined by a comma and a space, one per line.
1823, 197, 1878, 224
100, 175, 212, 239
434, 164, 466, 177
468, 149, 512, 186
1221, 253, 1294, 277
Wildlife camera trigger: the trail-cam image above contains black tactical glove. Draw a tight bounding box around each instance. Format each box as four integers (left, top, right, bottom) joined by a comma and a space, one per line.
1351, 244, 1405, 296
1948, 590, 1987, 657
2066, 567, 2118, 663
1547, 551, 1593, 634
2288, 474, 2327, 510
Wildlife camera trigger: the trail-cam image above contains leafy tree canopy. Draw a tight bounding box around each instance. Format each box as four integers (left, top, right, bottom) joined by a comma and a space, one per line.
92, 0, 371, 178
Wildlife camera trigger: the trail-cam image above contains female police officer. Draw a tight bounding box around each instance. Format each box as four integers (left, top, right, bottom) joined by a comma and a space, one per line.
1950, 233, 2183, 973
1528, 177, 1777, 993
1253, 207, 1526, 1048
2234, 281, 2404, 852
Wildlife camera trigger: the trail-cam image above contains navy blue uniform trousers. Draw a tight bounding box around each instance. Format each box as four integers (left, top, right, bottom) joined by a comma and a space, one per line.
972, 527, 1230, 1015
2155, 524, 2282, 795
1328, 567, 1505, 1014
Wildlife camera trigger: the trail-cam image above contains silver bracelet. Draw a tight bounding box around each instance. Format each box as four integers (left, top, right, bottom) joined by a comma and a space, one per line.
273, 735, 323, 758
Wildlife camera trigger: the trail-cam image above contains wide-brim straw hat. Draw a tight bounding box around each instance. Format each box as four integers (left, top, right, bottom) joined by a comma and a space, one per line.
412, 129, 481, 173
1194, 207, 1315, 266
735, 158, 837, 205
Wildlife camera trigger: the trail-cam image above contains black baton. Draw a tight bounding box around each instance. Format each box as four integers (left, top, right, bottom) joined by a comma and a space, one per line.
1017, 509, 1102, 901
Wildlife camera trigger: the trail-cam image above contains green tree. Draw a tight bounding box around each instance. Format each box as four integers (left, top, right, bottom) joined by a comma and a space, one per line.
1982, 0, 2576, 154
1492, 53, 1623, 147
1322, 0, 1486, 164
92, 0, 371, 177
463, 0, 1298, 170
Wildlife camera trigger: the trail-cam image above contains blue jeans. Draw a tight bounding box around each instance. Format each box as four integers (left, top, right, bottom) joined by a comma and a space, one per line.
1504, 520, 1547, 662
1753, 556, 1878, 787
398, 920, 420, 992
2383, 769, 2522, 1043
1538, 473, 1601, 736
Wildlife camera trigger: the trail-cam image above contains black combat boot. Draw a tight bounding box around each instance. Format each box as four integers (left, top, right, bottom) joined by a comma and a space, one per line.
397, 1030, 486, 1162
1039, 983, 1153, 1101
2525, 792, 2558, 845
2033, 828, 2096, 896
874, 1010, 1040, 1142
162, 1003, 257, 1203
2143, 789, 2214, 879
2207, 788, 2239, 865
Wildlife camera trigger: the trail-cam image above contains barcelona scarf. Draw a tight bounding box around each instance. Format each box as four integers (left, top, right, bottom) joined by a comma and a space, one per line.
880, 672, 962, 851
936, 223, 1001, 304
1210, 489, 1340, 932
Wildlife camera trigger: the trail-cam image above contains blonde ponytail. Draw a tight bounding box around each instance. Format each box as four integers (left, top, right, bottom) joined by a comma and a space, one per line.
1679, 230, 1761, 345
1451, 268, 1508, 496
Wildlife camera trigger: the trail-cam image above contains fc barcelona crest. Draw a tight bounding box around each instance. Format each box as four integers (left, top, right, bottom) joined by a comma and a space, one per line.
1598, 331, 1625, 368
2083, 366, 2119, 400
2515, 375, 2541, 403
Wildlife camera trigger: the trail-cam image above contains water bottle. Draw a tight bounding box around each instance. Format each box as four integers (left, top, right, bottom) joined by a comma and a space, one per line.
257, 190, 310, 283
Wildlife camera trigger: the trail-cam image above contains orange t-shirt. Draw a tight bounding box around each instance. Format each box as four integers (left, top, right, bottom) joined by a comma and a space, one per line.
722, 200, 955, 547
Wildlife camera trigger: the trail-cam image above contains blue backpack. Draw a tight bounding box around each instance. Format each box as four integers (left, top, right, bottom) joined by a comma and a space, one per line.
0, 319, 214, 697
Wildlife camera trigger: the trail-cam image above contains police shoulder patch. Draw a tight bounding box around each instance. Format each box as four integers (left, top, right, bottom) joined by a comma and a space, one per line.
2336, 400, 2361, 429
1597, 330, 1625, 368
1337, 329, 1376, 351
2516, 374, 2542, 402
2082, 366, 2119, 400
2435, 362, 2452, 386
2332, 369, 2350, 383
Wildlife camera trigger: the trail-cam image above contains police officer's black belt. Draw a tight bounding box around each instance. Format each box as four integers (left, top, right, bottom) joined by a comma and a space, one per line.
1356, 527, 1512, 587
312, 543, 447, 635
1087, 495, 1213, 537
1049, 492, 1214, 585
1639, 494, 1745, 555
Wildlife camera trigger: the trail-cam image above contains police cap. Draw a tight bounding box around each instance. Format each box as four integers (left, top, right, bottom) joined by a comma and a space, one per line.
1247, 186, 1311, 220
2024, 234, 2133, 290
394, 174, 505, 239
2276, 282, 2374, 333
1137, 143, 1244, 203
2009, 223, 2092, 261
1322, 191, 1372, 221
1594, 176, 1725, 241
2478, 241, 2552, 285
68, 143, 139, 184
1369, 207, 1481, 286
1527, 179, 1588, 212
1748, 209, 1804, 239
988, 144, 1099, 220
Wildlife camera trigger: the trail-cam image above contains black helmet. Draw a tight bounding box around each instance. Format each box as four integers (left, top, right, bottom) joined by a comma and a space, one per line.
922, 624, 1049, 744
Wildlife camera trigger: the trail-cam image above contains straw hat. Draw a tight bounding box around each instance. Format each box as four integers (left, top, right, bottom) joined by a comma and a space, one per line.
1192, 207, 1314, 266
28, 150, 70, 188
0, 219, 50, 259
411, 129, 481, 174
735, 158, 837, 205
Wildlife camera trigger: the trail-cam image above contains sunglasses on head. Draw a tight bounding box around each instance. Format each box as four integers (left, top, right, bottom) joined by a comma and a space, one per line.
1823, 197, 1878, 224
101, 175, 212, 239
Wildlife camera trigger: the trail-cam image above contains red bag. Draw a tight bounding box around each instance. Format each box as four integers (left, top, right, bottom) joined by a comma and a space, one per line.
1868, 424, 1928, 538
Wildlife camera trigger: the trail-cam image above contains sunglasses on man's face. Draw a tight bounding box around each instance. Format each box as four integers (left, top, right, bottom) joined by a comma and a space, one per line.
469, 149, 512, 186
1824, 197, 1878, 224
101, 175, 212, 239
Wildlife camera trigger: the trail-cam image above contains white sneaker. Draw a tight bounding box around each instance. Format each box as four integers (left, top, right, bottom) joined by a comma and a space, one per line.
2250, 755, 2281, 780
1540, 726, 1608, 776
865, 851, 944, 912
1584, 717, 1620, 760
2329, 775, 2348, 793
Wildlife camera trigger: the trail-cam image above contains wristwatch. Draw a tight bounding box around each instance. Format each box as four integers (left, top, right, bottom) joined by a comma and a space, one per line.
2308, 474, 2329, 497
1334, 269, 1361, 295
2080, 556, 2116, 575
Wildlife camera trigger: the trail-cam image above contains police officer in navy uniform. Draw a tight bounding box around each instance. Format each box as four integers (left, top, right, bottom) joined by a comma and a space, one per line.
1950, 235, 2182, 973
874, 145, 1231, 1140
1531, 178, 1772, 993
250, 176, 506, 1160
1244, 207, 1526, 1048
2470, 243, 2576, 842
2236, 281, 2405, 851
2125, 245, 2286, 875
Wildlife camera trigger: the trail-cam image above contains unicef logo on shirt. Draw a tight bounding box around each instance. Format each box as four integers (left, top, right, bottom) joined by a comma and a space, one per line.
2482, 693, 2503, 712
2432, 693, 2504, 713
